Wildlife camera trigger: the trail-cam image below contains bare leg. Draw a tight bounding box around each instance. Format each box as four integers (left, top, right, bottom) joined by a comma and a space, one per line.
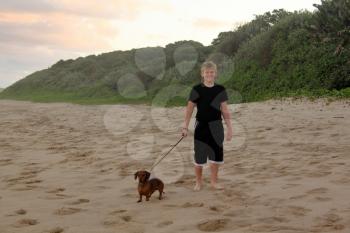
210, 163, 224, 190
194, 165, 203, 191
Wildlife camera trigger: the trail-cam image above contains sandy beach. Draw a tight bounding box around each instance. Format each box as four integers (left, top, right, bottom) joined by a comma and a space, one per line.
0, 98, 349, 233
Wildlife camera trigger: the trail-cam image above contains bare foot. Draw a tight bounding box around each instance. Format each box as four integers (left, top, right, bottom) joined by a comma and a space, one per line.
211, 182, 224, 190
193, 182, 202, 191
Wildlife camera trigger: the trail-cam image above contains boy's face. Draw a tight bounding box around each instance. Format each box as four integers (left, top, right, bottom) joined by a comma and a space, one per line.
201, 68, 216, 83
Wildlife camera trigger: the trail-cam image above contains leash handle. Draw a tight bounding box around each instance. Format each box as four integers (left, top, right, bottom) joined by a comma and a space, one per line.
149, 135, 184, 172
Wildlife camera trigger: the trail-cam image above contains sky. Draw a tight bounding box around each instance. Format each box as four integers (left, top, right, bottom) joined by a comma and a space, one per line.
0, 0, 321, 88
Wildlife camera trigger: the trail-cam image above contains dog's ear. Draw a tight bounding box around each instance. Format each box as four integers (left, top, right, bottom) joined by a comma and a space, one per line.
134, 171, 139, 180
145, 171, 150, 181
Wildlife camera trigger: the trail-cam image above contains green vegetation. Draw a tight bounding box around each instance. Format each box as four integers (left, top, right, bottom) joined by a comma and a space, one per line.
0, 0, 349, 106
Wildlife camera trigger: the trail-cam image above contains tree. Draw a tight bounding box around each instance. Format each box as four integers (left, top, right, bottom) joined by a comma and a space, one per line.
311, 0, 350, 54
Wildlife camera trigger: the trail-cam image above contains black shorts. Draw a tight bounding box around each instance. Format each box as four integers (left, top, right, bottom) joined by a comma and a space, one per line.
193, 119, 224, 166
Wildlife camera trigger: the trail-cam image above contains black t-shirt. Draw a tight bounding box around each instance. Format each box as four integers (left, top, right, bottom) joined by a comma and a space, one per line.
188, 82, 228, 122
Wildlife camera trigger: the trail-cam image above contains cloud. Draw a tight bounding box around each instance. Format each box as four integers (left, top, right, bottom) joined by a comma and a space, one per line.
193, 18, 229, 29
0, 0, 175, 51
0, 0, 175, 88
0, 0, 174, 20
193, 18, 244, 30
0, 14, 117, 52
0, 1, 57, 13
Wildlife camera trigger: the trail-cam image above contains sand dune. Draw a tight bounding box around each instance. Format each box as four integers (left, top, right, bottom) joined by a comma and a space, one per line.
0, 98, 349, 233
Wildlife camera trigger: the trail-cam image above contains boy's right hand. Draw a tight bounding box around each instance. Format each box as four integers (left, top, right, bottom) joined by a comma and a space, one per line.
181, 128, 188, 137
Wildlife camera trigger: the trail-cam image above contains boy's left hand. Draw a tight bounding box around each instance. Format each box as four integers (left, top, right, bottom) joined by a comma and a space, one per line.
226, 127, 233, 141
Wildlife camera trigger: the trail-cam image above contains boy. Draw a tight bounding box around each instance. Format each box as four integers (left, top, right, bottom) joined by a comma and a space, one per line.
182, 61, 233, 191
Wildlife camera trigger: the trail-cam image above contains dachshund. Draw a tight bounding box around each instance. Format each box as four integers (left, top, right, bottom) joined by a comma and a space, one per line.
134, 170, 164, 203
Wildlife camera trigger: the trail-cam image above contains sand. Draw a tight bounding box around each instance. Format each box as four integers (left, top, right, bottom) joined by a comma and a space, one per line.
0, 98, 349, 233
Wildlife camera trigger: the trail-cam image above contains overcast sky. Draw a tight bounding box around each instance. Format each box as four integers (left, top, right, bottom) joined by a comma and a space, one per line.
0, 0, 321, 88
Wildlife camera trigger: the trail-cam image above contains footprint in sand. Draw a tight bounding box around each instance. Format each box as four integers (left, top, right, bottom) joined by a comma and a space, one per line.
13, 185, 41, 191
20, 168, 44, 176
102, 215, 133, 227
120, 215, 132, 222
45, 227, 64, 233
331, 177, 350, 185
43, 188, 73, 200
46, 187, 65, 193
5, 209, 27, 217
66, 198, 90, 205
306, 187, 328, 195
312, 212, 345, 231
15, 209, 27, 215
281, 183, 300, 189
314, 196, 332, 202
156, 220, 173, 227
197, 218, 230, 232
5, 174, 41, 187
103, 219, 121, 227
54, 207, 82, 215
208, 205, 226, 212
95, 185, 112, 190
285, 176, 303, 181
24, 179, 42, 184
257, 216, 290, 224
13, 218, 38, 227
99, 167, 114, 173
43, 193, 73, 200
285, 205, 312, 217
182, 202, 204, 208
0, 158, 12, 166
289, 194, 308, 200
162, 204, 178, 208
120, 193, 135, 198
109, 209, 127, 215
248, 224, 305, 232
306, 170, 332, 177
223, 208, 253, 219
272, 205, 311, 217
104, 210, 132, 226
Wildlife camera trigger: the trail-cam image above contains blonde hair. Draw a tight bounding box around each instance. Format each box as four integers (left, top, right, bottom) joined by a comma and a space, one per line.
200, 61, 217, 82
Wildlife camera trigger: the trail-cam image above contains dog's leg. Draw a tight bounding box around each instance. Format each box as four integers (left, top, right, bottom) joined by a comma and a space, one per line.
159, 188, 163, 200
137, 194, 142, 203
159, 183, 164, 200
146, 194, 151, 201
